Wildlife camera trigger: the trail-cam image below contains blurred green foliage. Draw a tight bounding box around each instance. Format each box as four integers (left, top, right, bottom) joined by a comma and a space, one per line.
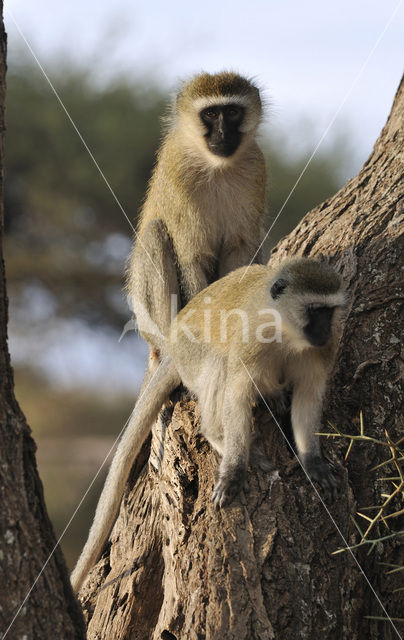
4, 57, 355, 567
5, 59, 166, 328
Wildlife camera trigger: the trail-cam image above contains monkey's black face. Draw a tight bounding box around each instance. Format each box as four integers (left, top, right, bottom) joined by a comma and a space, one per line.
200, 104, 245, 157
304, 305, 335, 347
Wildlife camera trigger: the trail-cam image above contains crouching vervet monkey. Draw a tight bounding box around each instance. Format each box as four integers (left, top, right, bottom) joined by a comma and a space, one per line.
71, 257, 345, 592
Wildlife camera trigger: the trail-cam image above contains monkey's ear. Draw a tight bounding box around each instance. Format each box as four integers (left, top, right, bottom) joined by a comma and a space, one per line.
270, 278, 288, 300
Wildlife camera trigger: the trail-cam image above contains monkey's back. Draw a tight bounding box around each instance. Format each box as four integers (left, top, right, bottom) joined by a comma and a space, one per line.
169, 265, 272, 353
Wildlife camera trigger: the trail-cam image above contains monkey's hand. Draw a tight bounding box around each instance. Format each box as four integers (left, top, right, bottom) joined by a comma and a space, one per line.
303, 455, 338, 500
212, 463, 247, 508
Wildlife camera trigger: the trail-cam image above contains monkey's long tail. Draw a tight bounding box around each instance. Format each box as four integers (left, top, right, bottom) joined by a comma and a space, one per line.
70, 356, 180, 593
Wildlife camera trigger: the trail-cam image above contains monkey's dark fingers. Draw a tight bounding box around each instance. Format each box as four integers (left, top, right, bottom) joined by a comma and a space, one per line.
212, 465, 247, 508
304, 455, 338, 501
317, 471, 338, 502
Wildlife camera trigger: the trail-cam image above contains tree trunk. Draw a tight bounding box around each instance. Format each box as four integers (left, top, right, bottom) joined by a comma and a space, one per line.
79, 78, 404, 640
0, 8, 86, 639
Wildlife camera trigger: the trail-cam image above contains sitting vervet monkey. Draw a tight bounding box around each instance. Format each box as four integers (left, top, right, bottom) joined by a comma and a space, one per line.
71, 257, 345, 591
126, 70, 266, 379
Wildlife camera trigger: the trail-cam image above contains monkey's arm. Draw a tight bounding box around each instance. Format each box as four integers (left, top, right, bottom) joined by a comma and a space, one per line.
212, 374, 254, 507
71, 357, 181, 593
290, 367, 336, 495
127, 219, 181, 352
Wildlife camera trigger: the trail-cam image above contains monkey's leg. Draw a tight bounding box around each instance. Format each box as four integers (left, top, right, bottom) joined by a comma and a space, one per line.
128, 219, 181, 351
291, 379, 337, 498
178, 260, 210, 305
212, 384, 253, 508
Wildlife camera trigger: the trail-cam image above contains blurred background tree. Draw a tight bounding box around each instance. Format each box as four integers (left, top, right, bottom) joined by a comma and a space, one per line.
5, 58, 166, 329
4, 54, 356, 567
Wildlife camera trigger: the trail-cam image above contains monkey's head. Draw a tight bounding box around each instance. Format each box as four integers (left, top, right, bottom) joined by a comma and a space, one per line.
269, 258, 345, 350
175, 71, 263, 163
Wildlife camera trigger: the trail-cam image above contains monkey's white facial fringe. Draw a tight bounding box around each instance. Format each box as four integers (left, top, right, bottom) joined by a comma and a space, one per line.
192, 95, 251, 110
191, 95, 260, 133
297, 291, 346, 309
176, 94, 261, 166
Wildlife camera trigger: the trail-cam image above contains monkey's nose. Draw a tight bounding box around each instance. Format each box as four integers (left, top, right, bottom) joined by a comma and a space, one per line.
218, 114, 227, 137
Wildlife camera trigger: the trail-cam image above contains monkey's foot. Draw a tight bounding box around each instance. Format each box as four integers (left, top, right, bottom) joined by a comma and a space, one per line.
303, 455, 338, 500
212, 464, 247, 508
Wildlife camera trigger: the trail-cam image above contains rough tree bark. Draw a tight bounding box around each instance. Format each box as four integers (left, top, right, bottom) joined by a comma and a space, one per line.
0, 8, 86, 640
79, 79, 404, 639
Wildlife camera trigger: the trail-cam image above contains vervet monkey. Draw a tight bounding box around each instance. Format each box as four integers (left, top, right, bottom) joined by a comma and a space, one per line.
126, 70, 266, 374
71, 257, 345, 592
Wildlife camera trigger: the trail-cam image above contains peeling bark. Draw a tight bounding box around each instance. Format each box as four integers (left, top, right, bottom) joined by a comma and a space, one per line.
0, 7, 86, 639
79, 78, 404, 639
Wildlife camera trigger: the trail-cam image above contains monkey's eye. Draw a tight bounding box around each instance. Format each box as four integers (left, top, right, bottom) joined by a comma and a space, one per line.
204, 109, 218, 119
270, 278, 288, 300
227, 107, 241, 119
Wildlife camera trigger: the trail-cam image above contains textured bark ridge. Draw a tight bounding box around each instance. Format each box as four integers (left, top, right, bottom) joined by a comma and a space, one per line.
0, 7, 86, 639
79, 78, 404, 640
